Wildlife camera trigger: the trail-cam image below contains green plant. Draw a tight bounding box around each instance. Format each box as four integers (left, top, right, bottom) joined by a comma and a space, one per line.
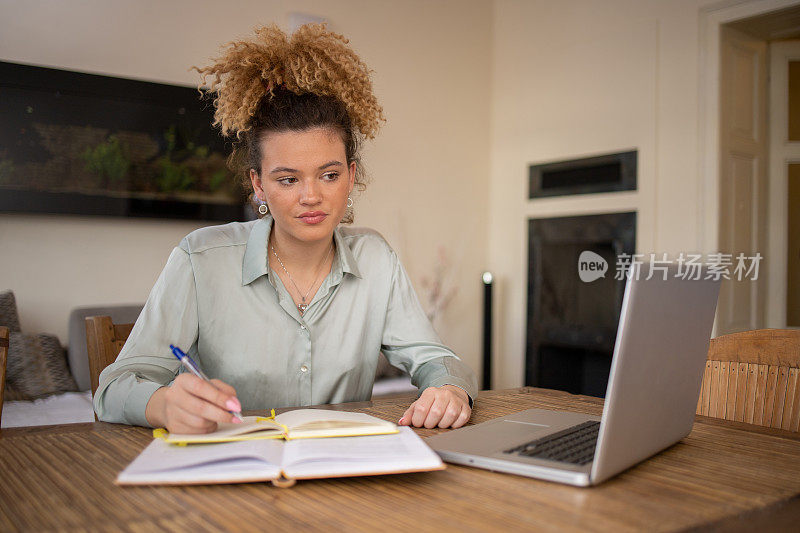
82, 135, 130, 187
156, 156, 196, 192
0, 158, 15, 186
208, 169, 228, 192
154, 125, 201, 193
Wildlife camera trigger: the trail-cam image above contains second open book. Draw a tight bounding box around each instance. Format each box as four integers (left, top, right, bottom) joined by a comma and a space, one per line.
156, 408, 400, 444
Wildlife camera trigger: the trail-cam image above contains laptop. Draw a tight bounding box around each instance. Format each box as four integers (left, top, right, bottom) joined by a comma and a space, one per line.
427, 265, 721, 486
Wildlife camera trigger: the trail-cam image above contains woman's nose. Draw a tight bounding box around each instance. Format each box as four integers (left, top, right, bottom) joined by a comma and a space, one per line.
300, 179, 322, 204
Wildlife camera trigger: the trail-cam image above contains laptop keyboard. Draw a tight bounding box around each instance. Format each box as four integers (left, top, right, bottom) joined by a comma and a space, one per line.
503, 420, 601, 465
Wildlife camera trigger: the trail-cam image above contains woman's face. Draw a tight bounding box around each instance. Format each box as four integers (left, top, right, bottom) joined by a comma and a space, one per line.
251, 127, 355, 246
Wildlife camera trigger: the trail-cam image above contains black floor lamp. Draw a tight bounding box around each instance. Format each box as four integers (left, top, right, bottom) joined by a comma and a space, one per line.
482, 271, 493, 390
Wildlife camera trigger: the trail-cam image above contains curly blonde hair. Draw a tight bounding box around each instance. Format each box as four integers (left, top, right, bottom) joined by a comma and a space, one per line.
196, 23, 384, 140
194, 23, 384, 223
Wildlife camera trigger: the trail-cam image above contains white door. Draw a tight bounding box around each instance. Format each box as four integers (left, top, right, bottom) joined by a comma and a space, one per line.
717, 26, 768, 334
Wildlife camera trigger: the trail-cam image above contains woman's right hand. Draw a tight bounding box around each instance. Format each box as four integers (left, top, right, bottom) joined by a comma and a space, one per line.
145, 373, 242, 433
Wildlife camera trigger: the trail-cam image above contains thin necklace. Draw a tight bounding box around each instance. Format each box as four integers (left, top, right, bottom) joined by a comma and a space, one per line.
270, 242, 334, 316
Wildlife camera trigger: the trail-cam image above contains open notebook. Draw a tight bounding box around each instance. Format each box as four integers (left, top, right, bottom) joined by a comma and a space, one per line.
117, 427, 444, 485
155, 408, 399, 444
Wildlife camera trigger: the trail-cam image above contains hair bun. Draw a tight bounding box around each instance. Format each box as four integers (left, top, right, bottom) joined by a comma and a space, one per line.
195, 23, 385, 140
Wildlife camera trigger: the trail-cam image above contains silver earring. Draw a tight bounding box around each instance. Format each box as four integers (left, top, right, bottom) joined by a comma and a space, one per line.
257, 198, 268, 215
347, 196, 353, 208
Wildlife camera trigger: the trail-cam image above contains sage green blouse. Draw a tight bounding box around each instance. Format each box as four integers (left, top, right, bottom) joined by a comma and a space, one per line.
93, 216, 477, 427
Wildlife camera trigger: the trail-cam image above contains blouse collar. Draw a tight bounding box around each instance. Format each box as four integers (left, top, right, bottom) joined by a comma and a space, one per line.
242, 215, 361, 286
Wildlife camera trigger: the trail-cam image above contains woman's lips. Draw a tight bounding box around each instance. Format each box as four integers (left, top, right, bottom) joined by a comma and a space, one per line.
298, 212, 327, 224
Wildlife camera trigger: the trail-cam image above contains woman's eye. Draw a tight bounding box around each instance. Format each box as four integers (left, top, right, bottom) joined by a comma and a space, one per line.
322, 172, 339, 181
278, 177, 297, 185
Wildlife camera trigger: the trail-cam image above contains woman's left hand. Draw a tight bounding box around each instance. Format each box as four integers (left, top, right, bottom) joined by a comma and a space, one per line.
398, 385, 472, 429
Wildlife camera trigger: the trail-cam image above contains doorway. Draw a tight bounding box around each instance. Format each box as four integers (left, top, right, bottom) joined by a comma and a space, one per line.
716, 4, 800, 333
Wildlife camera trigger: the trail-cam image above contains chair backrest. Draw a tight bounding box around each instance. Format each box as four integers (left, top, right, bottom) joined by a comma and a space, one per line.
85, 316, 134, 398
697, 328, 800, 432
68, 304, 143, 391
0, 326, 8, 427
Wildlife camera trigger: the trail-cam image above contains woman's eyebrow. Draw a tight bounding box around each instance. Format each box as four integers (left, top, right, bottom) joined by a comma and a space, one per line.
269, 166, 298, 174
269, 160, 343, 174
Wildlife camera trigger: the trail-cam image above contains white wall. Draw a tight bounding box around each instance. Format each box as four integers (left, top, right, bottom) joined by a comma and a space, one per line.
0, 0, 492, 376
8, 0, 784, 392
487, 0, 723, 388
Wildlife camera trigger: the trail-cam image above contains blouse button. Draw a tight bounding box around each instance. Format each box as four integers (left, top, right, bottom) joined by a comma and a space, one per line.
300, 364, 309, 373
300, 325, 306, 330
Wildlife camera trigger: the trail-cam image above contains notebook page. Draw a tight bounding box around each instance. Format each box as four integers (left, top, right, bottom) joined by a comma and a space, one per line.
164, 416, 283, 443
275, 409, 393, 429
282, 427, 443, 479
275, 408, 397, 438
117, 438, 284, 484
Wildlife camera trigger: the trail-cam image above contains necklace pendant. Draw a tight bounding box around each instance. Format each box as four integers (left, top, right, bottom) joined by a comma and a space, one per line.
298, 303, 308, 315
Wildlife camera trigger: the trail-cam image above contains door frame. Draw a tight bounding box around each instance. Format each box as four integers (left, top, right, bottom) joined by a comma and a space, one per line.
699, 0, 800, 334
769, 41, 800, 327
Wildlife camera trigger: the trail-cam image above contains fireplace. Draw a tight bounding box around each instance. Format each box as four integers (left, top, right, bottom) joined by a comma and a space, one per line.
526, 212, 636, 397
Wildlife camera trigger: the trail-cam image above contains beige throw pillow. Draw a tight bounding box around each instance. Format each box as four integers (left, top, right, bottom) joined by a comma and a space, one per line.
4, 332, 78, 401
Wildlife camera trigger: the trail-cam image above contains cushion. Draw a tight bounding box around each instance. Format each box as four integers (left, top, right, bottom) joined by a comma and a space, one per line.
4, 332, 78, 401
0, 290, 21, 332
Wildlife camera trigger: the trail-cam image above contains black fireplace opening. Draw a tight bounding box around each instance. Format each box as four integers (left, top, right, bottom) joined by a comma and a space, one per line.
526, 212, 636, 397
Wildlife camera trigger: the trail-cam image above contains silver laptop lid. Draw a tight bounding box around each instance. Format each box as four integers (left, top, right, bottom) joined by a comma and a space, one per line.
590, 265, 720, 484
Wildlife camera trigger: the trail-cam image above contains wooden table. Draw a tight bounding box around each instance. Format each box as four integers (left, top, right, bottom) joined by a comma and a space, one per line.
2, 387, 799, 532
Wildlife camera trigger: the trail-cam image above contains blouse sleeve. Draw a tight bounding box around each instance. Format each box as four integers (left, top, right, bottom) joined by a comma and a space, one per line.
92, 243, 199, 427
379, 250, 478, 405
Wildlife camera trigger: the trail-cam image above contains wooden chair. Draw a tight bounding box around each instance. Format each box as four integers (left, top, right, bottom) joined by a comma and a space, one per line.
697, 329, 800, 431
85, 316, 134, 400
0, 326, 8, 428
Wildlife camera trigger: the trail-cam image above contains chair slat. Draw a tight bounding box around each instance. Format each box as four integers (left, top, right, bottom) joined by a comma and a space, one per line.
86, 316, 115, 398
717, 362, 730, 419
744, 364, 759, 424
709, 361, 721, 417
753, 364, 769, 426
725, 362, 739, 421
701, 361, 713, 416
781, 368, 798, 432
772, 367, 789, 429
763, 366, 780, 427
791, 370, 800, 432
734, 362, 748, 422
696, 367, 706, 415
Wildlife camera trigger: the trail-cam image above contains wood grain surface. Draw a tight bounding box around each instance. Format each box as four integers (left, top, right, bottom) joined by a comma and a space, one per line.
2, 387, 800, 532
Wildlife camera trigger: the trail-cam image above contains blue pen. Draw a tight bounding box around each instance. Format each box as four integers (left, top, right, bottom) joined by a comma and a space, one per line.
170, 344, 244, 422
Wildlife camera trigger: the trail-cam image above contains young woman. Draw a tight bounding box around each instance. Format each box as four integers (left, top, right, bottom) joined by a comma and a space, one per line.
94, 24, 476, 434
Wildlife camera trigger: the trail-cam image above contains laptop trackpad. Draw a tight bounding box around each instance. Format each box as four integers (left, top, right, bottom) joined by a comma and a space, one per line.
428, 419, 553, 455
494, 420, 552, 450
